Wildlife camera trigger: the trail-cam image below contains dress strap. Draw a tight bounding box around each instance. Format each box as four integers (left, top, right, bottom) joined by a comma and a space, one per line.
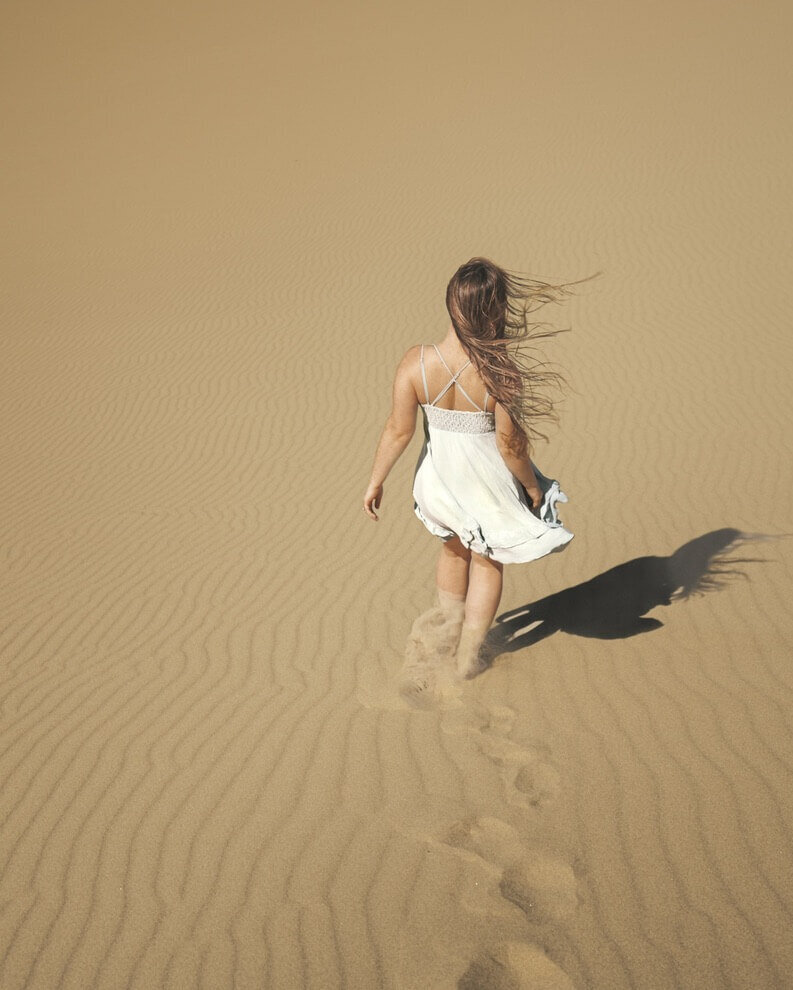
419, 344, 430, 404
429, 344, 484, 411
432, 344, 459, 376
452, 380, 484, 411
457, 382, 484, 412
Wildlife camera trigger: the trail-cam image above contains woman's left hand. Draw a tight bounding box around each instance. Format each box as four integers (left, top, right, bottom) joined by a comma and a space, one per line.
363, 483, 383, 521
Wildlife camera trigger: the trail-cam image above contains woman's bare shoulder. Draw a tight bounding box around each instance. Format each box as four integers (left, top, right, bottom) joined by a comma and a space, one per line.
395, 344, 423, 370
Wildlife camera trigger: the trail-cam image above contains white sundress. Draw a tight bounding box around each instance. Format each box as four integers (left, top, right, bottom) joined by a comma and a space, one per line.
412, 343, 574, 565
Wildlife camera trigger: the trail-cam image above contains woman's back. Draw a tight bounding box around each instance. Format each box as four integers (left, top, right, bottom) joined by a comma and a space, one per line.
418, 341, 494, 413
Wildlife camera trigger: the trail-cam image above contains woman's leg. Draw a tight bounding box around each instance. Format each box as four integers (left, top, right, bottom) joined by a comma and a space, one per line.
456, 551, 504, 678
430, 537, 469, 664
464, 552, 503, 627
436, 535, 471, 602
400, 537, 470, 704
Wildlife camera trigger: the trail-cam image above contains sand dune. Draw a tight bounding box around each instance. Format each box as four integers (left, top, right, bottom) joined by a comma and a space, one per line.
3, 0, 793, 986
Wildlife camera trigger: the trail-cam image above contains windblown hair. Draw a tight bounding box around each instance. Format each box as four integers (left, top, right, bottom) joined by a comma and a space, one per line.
446, 257, 599, 453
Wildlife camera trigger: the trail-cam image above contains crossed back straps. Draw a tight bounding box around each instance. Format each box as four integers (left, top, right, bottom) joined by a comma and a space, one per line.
419, 344, 489, 412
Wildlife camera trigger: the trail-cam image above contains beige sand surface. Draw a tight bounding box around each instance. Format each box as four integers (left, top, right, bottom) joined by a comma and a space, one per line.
3, 0, 793, 987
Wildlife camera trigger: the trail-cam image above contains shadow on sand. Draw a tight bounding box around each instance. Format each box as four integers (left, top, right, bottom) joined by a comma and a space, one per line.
487, 527, 779, 659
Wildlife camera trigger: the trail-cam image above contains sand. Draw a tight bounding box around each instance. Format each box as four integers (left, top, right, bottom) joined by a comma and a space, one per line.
2, 0, 793, 986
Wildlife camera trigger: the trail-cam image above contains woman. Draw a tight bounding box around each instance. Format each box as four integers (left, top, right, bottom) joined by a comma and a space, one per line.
363, 257, 592, 691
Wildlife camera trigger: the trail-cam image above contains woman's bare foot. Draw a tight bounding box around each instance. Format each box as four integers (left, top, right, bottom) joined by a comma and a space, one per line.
454, 623, 492, 679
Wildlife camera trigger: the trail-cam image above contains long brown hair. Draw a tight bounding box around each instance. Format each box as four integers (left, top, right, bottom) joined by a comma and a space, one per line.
445, 257, 599, 452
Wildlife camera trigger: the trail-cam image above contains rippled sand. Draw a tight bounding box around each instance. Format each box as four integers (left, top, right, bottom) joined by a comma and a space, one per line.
2, 0, 793, 986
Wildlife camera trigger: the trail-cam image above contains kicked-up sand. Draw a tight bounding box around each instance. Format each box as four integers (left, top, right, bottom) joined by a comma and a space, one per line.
2, 0, 793, 986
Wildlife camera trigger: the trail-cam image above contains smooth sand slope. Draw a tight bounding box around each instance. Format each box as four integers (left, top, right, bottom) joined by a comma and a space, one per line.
2, 0, 793, 987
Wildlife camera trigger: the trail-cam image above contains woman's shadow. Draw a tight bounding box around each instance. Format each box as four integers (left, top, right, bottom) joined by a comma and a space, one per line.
487, 528, 779, 658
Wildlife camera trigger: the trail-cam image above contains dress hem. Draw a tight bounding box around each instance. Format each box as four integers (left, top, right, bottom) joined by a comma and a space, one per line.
413, 501, 574, 565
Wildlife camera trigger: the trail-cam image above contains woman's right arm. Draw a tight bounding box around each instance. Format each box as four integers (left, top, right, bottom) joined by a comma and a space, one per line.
494, 403, 542, 510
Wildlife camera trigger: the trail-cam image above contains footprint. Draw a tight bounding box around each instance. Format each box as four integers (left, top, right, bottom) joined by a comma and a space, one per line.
499, 853, 579, 925
396, 603, 467, 709
458, 941, 575, 990
398, 667, 442, 709
443, 816, 580, 927
398, 662, 461, 710
448, 707, 561, 812
513, 760, 562, 810
444, 815, 524, 863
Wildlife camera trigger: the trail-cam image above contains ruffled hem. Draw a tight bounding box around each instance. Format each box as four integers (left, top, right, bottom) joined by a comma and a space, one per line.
413, 501, 492, 556
413, 501, 574, 564
486, 525, 574, 564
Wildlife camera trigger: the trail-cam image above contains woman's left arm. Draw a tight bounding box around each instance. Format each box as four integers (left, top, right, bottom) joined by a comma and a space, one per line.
363, 347, 419, 521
